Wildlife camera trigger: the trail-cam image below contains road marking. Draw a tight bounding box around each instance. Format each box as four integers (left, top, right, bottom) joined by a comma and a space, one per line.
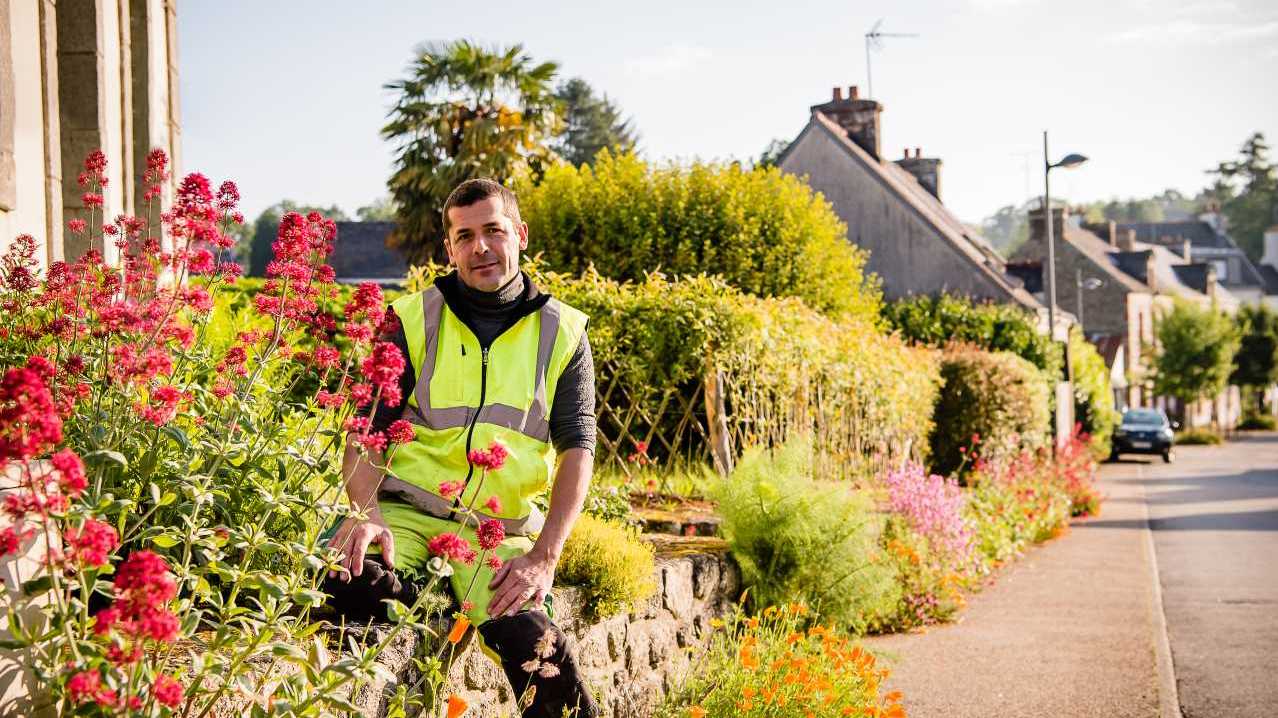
1139, 463, 1183, 718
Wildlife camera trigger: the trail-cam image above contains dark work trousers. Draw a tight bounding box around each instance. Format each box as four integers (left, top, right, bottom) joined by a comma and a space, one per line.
322, 555, 601, 717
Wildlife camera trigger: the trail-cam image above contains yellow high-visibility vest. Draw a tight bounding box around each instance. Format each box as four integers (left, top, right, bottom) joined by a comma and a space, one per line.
385, 282, 589, 527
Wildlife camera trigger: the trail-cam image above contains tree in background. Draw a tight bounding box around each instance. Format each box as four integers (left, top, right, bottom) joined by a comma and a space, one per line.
246, 201, 349, 277
755, 138, 790, 169
1150, 300, 1240, 424
551, 78, 637, 167
1209, 132, 1277, 262
354, 195, 399, 222
515, 151, 880, 320
980, 199, 1036, 256
1231, 303, 1278, 412
382, 40, 560, 264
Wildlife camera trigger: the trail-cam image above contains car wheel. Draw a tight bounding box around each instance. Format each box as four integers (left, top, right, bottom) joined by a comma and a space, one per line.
1163, 448, 1174, 463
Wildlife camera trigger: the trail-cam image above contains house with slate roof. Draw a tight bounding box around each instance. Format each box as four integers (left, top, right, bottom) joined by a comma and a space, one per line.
1011, 207, 1241, 424
776, 86, 1056, 330
330, 221, 410, 287
1252, 207, 1278, 309
1110, 207, 1266, 305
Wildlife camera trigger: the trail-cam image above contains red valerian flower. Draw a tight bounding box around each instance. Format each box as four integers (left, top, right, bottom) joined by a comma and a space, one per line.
82, 192, 104, 208
387, 420, 415, 444
66, 519, 120, 567
315, 390, 345, 409
0, 366, 63, 461
136, 385, 186, 426
51, 449, 87, 497
114, 550, 178, 608
343, 416, 370, 434
427, 532, 477, 565
66, 670, 103, 704
467, 440, 509, 471
483, 495, 502, 514
344, 283, 385, 322
361, 341, 405, 390
216, 180, 240, 211
477, 519, 505, 551
486, 554, 503, 571
67, 218, 88, 234
438, 481, 464, 500
349, 383, 373, 407
0, 525, 34, 556
356, 431, 388, 453
153, 674, 184, 708
136, 606, 179, 642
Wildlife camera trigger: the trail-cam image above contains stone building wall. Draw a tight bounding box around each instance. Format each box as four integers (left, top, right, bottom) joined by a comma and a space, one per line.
355, 552, 741, 718
0, 0, 179, 269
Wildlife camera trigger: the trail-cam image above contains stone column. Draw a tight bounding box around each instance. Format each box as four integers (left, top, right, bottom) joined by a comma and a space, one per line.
128, 0, 177, 215
0, 0, 15, 213
55, 0, 127, 260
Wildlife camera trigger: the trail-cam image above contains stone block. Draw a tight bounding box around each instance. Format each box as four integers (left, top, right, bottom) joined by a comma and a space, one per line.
660, 559, 694, 621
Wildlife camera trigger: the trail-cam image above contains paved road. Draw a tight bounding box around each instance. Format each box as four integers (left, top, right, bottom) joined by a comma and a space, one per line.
864, 435, 1278, 718
1115, 434, 1278, 718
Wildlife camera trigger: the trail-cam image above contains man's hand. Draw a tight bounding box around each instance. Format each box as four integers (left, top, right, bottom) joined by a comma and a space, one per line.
327, 514, 395, 581
486, 550, 555, 618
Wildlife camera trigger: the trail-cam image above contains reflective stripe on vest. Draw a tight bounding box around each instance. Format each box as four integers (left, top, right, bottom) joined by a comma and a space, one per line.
400, 287, 561, 444
380, 475, 546, 536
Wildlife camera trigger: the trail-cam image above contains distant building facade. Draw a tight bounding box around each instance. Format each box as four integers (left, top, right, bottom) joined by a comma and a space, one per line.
330, 221, 409, 286
1111, 208, 1266, 305
0, 0, 180, 268
777, 86, 1051, 325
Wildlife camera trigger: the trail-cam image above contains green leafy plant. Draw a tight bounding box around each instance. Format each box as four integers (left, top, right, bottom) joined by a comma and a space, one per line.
929, 347, 1051, 477
1238, 413, 1277, 431
1150, 299, 1240, 416
555, 514, 657, 620
1069, 327, 1120, 459
1175, 428, 1223, 445
712, 438, 900, 634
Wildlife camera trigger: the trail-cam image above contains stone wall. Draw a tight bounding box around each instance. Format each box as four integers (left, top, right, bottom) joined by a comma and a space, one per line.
355, 550, 740, 718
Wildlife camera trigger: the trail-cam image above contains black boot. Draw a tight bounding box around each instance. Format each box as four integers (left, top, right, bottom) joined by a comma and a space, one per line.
320, 555, 420, 623
478, 611, 601, 718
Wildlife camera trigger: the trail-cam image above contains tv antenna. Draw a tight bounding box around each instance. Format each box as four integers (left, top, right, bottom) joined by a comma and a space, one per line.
865, 19, 919, 100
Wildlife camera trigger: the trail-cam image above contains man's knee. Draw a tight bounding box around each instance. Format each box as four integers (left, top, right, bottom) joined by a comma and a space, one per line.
321, 555, 418, 623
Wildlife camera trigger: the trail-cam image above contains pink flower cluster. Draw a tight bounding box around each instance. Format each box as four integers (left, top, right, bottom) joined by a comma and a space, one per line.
92, 551, 182, 664
428, 532, 477, 565
882, 462, 975, 566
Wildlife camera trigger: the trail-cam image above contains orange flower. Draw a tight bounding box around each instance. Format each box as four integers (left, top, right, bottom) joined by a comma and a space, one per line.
746, 617, 760, 629
687, 707, 707, 718
445, 694, 468, 718
742, 686, 757, 699
447, 615, 471, 644
885, 690, 903, 703
884, 704, 906, 718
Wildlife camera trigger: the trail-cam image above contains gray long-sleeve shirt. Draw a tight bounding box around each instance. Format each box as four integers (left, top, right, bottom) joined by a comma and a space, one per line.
365, 271, 596, 454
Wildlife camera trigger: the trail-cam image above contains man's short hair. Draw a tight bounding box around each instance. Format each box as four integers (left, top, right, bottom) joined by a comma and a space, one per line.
441, 179, 522, 236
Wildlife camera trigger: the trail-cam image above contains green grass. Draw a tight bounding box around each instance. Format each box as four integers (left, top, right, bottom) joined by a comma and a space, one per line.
1237, 413, 1277, 431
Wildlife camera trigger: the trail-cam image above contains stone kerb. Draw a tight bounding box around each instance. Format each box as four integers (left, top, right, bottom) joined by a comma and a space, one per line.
356, 548, 740, 718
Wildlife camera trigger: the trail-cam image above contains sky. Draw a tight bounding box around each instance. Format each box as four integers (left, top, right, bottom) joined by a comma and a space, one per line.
179, 0, 1277, 226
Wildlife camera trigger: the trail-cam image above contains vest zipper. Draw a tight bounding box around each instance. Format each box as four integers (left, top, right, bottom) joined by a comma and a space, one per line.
458, 346, 490, 492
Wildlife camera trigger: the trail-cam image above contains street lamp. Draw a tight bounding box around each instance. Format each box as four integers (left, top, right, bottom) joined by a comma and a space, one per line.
1075, 271, 1103, 331
1042, 131, 1089, 355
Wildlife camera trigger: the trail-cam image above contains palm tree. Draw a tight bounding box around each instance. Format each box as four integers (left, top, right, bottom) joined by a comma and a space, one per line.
382, 41, 560, 264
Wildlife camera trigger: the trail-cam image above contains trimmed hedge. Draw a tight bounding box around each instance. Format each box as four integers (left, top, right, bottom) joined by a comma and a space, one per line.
930, 347, 1051, 476
514, 151, 881, 321
407, 263, 940, 480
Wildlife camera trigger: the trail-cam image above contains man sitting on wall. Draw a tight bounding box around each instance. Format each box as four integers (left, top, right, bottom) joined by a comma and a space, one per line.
322, 179, 600, 717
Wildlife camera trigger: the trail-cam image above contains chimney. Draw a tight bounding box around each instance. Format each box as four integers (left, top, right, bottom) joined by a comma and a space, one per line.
1146, 254, 1157, 292
1118, 229, 1138, 251
1106, 220, 1117, 247
896, 147, 943, 200
1028, 205, 1069, 247
811, 84, 883, 159
1182, 240, 1192, 262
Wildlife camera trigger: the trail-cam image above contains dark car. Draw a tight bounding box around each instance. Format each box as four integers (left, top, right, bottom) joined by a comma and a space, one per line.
1111, 408, 1177, 462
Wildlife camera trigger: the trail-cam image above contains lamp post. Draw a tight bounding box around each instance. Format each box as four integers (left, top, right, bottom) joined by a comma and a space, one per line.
1075, 270, 1103, 331
1042, 131, 1088, 447
1042, 131, 1089, 351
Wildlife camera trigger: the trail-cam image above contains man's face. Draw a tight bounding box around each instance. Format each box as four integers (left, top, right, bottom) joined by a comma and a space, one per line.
444, 197, 528, 292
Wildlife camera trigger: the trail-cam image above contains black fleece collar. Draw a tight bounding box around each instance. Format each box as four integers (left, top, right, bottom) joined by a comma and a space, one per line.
434, 270, 550, 348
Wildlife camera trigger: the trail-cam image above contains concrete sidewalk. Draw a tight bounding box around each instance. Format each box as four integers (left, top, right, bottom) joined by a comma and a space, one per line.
863, 467, 1168, 718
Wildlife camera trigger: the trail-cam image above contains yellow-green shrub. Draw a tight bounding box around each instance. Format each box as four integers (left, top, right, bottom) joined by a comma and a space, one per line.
555, 514, 657, 620
515, 151, 881, 321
